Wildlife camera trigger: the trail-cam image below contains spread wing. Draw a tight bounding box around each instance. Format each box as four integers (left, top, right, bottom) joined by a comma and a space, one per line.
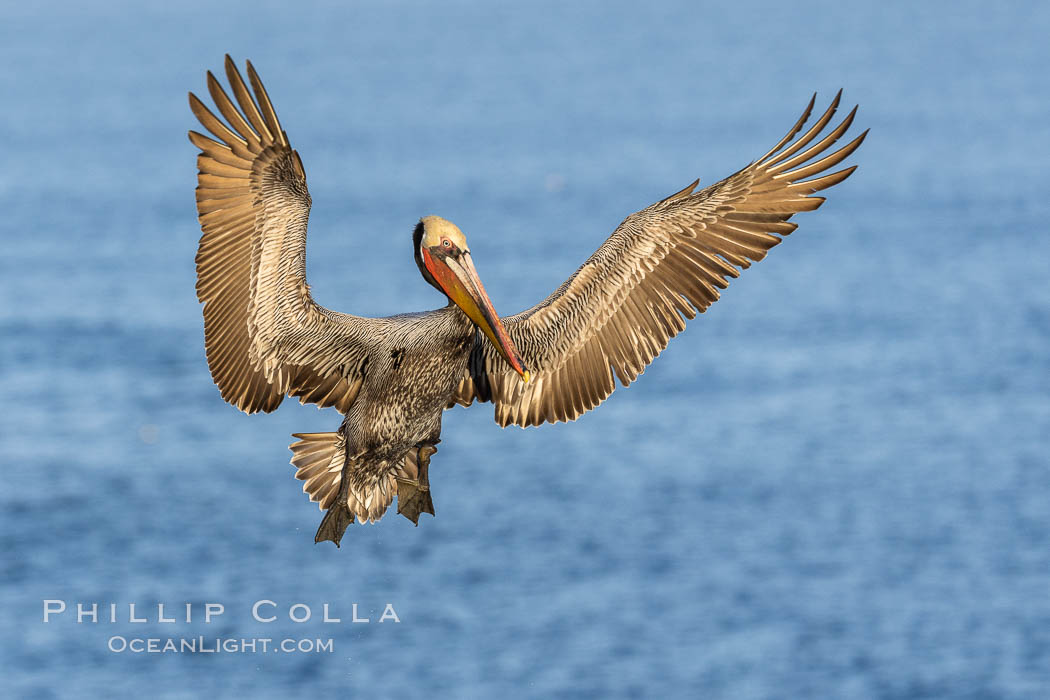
455, 92, 866, 427
190, 56, 386, 414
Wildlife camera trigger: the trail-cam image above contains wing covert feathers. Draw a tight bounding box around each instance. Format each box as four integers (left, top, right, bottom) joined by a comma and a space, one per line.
457, 92, 866, 427
190, 56, 377, 414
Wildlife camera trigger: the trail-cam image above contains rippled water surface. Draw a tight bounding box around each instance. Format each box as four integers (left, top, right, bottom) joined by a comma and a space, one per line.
2, 1, 1049, 697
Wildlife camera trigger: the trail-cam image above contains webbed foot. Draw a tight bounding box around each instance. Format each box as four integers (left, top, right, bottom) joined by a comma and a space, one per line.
315, 501, 354, 547
397, 445, 436, 526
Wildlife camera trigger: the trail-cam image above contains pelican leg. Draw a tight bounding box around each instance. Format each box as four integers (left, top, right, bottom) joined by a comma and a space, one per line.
397, 444, 436, 526
314, 443, 356, 547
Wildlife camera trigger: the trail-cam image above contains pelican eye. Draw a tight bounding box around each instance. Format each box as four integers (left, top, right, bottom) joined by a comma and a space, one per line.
442, 238, 452, 248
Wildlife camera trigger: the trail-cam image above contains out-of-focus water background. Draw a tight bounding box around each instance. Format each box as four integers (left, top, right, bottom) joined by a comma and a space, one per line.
2, 1, 1048, 697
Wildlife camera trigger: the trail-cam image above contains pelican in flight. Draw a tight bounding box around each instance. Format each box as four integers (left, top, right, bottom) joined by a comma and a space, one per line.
189, 56, 866, 546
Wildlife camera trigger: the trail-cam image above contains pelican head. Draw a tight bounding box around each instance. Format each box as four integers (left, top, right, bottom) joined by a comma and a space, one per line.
413, 216, 529, 383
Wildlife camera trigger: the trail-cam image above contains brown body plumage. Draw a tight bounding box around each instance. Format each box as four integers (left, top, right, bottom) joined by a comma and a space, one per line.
189, 56, 866, 545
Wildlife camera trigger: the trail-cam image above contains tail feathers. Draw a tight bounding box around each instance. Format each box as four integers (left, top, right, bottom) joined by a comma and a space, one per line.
289, 432, 344, 511
288, 432, 398, 523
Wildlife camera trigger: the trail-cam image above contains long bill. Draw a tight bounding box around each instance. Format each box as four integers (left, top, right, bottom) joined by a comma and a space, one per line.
423, 249, 530, 383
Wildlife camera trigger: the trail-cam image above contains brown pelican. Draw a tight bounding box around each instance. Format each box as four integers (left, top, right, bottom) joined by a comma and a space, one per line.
189, 56, 866, 546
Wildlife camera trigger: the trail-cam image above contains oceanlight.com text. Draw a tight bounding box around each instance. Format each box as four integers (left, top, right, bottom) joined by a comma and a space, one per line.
107, 636, 334, 654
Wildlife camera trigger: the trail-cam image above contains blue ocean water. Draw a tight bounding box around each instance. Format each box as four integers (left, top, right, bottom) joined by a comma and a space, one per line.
2, 1, 1049, 697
